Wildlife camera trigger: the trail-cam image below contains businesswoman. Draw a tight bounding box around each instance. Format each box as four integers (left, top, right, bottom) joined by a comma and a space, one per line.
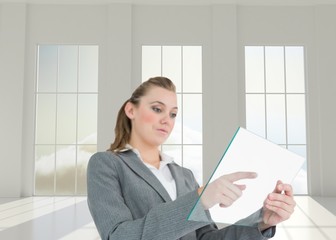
87, 76, 296, 240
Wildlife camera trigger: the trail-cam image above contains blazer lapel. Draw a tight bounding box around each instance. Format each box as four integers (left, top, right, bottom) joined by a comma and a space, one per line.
168, 163, 187, 197
118, 151, 172, 202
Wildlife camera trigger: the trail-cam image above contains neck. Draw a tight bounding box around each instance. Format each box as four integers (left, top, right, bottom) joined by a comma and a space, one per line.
129, 141, 161, 168
140, 149, 161, 169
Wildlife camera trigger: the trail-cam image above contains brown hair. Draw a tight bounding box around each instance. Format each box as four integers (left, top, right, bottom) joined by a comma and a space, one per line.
109, 76, 176, 151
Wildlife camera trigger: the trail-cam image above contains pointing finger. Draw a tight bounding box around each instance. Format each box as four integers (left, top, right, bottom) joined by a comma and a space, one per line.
225, 171, 258, 182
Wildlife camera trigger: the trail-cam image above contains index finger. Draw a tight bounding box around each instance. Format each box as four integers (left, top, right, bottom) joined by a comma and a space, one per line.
225, 171, 258, 182
281, 184, 294, 197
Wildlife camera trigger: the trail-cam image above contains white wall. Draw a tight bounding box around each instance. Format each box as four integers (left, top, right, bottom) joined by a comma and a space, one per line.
315, 5, 336, 196
0, 4, 26, 197
0, 3, 335, 197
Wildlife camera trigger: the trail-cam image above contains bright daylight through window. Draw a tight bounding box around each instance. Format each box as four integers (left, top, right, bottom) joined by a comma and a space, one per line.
34, 45, 98, 195
142, 45, 203, 185
245, 46, 307, 194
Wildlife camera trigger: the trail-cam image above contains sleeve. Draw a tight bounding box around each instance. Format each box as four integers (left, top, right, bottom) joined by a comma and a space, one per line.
86, 152, 210, 240
196, 209, 276, 240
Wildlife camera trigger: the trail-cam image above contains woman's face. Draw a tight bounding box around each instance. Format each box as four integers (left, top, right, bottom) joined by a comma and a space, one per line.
126, 86, 178, 148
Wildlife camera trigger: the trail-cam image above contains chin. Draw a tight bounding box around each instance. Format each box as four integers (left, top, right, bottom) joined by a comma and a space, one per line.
154, 138, 168, 146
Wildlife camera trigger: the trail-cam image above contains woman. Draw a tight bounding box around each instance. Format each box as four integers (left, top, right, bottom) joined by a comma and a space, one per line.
87, 76, 296, 240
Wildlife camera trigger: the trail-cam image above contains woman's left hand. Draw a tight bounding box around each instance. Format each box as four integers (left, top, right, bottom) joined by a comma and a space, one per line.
260, 180, 296, 229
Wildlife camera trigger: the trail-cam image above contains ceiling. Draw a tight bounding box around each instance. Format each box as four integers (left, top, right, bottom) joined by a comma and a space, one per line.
1, 0, 336, 5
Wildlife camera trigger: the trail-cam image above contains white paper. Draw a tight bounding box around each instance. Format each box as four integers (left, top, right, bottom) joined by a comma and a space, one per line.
192, 127, 305, 224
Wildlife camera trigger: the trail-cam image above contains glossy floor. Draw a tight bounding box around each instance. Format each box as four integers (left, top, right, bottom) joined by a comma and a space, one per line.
0, 196, 335, 240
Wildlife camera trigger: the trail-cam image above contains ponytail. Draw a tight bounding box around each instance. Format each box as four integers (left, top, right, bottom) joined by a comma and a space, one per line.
109, 101, 132, 151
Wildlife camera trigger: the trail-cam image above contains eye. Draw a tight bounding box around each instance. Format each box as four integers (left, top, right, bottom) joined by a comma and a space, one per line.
151, 106, 162, 113
170, 112, 177, 119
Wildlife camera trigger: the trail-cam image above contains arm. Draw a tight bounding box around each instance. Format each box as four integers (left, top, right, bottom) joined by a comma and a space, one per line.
196, 209, 275, 240
184, 172, 273, 240
87, 152, 210, 240
193, 172, 276, 240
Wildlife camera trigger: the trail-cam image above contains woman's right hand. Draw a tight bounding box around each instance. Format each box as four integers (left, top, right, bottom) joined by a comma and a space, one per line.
198, 172, 257, 210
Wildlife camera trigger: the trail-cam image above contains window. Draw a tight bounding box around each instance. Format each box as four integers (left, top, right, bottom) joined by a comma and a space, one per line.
142, 46, 203, 185
245, 46, 307, 194
34, 45, 98, 195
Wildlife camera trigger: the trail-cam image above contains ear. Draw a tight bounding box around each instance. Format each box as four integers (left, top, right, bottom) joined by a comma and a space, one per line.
124, 101, 135, 119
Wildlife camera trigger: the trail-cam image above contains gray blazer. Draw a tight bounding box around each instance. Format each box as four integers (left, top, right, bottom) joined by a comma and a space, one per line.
87, 150, 275, 240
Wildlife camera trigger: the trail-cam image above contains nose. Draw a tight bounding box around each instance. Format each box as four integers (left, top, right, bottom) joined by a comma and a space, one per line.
160, 115, 168, 124
160, 113, 171, 125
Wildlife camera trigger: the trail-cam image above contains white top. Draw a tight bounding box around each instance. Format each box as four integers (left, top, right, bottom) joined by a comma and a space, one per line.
121, 145, 177, 201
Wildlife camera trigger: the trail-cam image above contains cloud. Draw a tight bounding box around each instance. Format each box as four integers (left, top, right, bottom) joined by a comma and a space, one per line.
35, 133, 97, 194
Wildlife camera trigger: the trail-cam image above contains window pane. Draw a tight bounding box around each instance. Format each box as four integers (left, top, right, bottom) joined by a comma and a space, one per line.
58, 45, 78, 92
287, 94, 306, 144
265, 47, 285, 93
37, 45, 58, 92
35, 145, 55, 195
77, 145, 96, 194
161, 145, 182, 166
245, 46, 265, 93
56, 94, 77, 144
78, 46, 98, 92
183, 94, 202, 144
142, 46, 161, 81
183, 145, 203, 186
162, 46, 182, 92
266, 94, 286, 144
183, 46, 202, 93
165, 94, 182, 144
77, 94, 97, 144
141, 45, 203, 193
35, 44, 98, 196
55, 145, 76, 195
245, 45, 307, 195
35, 94, 56, 144
246, 94, 266, 138
285, 46, 305, 93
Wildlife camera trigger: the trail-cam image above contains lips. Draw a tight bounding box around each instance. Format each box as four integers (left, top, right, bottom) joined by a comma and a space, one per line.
157, 128, 168, 134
